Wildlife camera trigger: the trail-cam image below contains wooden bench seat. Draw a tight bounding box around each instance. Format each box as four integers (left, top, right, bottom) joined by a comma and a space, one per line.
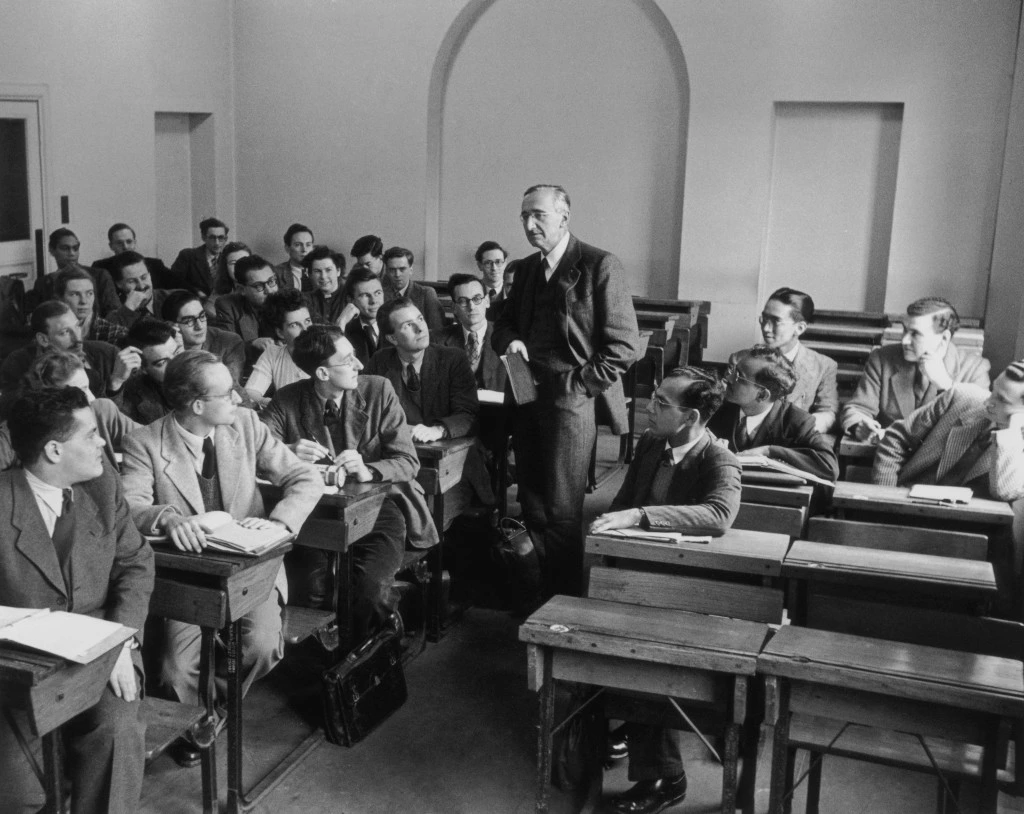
142, 695, 209, 763
282, 605, 337, 646
802, 340, 875, 359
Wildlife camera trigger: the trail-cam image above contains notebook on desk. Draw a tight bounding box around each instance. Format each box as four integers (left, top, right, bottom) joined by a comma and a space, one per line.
908, 484, 974, 505
0, 606, 135, 664
146, 511, 293, 556
736, 454, 834, 488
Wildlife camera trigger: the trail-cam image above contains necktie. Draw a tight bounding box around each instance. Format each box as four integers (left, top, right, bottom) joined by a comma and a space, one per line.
736, 419, 750, 449
209, 253, 219, 276
51, 489, 75, 569
324, 400, 340, 423
466, 330, 481, 372
660, 448, 674, 467
364, 323, 377, 353
405, 364, 421, 393
201, 436, 215, 480
488, 288, 497, 302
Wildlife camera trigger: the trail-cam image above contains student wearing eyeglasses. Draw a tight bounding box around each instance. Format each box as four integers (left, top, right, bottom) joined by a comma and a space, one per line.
431, 273, 507, 392
162, 290, 246, 385
708, 345, 839, 482
211, 254, 280, 348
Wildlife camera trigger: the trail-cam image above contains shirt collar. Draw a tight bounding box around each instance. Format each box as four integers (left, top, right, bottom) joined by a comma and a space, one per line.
744, 407, 772, 435
23, 468, 67, 516
173, 417, 214, 460
782, 344, 799, 363
542, 231, 571, 273
665, 434, 702, 465
461, 323, 487, 344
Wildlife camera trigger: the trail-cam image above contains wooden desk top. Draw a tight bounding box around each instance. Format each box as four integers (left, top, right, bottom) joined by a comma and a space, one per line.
153, 542, 291, 579
783, 540, 997, 598
313, 480, 391, 509
519, 595, 769, 676
586, 527, 791, 577
414, 436, 476, 461
742, 483, 815, 509
759, 625, 1024, 717
831, 481, 1014, 526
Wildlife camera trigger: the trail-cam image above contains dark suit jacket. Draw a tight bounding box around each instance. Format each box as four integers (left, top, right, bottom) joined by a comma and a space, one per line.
383, 279, 446, 331
430, 322, 507, 392
304, 288, 348, 325
485, 285, 507, 322
32, 263, 121, 317
345, 319, 382, 367
0, 464, 153, 636
274, 260, 313, 293
609, 430, 741, 534
170, 245, 217, 296
0, 340, 119, 419
492, 234, 640, 434
93, 255, 182, 291
121, 374, 171, 425
211, 292, 271, 344
204, 326, 247, 383
108, 288, 181, 329
261, 377, 438, 549
707, 400, 839, 482
364, 345, 479, 438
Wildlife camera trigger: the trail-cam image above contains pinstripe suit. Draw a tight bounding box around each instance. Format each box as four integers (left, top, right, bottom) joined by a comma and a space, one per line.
872, 384, 1024, 501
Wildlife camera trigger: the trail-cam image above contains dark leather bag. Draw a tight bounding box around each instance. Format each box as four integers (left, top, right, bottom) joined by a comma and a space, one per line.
321, 615, 407, 746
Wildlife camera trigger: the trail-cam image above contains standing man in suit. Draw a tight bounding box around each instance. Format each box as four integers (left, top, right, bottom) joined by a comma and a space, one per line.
273, 223, 315, 292
262, 326, 437, 636
0, 387, 153, 814
351, 234, 385, 275
493, 184, 640, 598
590, 368, 741, 814
121, 350, 321, 746
106, 251, 179, 329
170, 217, 230, 299
162, 290, 247, 384
432, 273, 507, 392
708, 346, 839, 482
381, 247, 446, 331
475, 240, 509, 319
842, 297, 991, 442
343, 268, 386, 366
92, 222, 181, 291
34, 228, 121, 317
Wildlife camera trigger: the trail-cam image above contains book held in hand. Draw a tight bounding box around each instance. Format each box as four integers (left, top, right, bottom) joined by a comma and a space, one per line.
908, 484, 973, 505
500, 351, 538, 405
0, 606, 135, 664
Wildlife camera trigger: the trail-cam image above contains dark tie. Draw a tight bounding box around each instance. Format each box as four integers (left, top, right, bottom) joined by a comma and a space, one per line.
201, 436, 216, 480
735, 419, 750, 449
660, 449, 674, 467
466, 331, 481, 372
324, 400, 340, 423
405, 364, 421, 392
363, 323, 377, 353
488, 288, 497, 301
51, 489, 75, 569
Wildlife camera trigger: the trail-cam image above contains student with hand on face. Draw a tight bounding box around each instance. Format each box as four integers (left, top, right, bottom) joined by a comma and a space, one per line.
211, 254, 280, 350
106, 250, 182, 329
350, 234, 385, 275
343, 268, 386, 367
707, 346, 839, 482
163, 290, 246, 384
244, 289, 312, 408
842, 297, 991, 443
119, 319, 183, 425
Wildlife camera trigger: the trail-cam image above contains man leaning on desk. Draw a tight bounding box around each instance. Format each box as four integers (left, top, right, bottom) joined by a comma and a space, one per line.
590, 367, 742, 814
121, 349, 322, 766
0, 387, 154, 814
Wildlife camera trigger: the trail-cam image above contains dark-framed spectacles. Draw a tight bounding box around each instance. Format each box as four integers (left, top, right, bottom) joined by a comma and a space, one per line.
246, 278, 278, 294
176, 313, 207, 329
454, 294, 487, 308
725, 368, 766, 391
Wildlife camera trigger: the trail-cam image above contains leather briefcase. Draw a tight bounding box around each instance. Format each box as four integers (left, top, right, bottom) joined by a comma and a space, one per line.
321, 614, 407, 746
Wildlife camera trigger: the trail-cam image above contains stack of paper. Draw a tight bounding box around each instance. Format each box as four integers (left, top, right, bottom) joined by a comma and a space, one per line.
908, 484, 973, 505
599, 528, 712, 545
0, 606, 135, 663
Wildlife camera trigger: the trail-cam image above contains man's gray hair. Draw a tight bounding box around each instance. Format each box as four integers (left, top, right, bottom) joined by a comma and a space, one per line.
524, 184, 571, 214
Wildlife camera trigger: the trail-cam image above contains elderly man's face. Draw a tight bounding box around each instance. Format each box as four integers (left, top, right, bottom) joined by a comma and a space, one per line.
520, 189, 569, 254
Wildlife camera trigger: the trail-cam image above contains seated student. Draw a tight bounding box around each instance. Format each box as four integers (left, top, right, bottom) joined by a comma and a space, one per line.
474, 240, 509, 320
872, 362, 1024, 501
708, 346, 839, 482
343, 267, 386, 366
121, 350, 321, 764
753, 287, 838, 434
53, 266, 128, 344
431, 273, 507, 392
244, 289, 312, 408
842, 297, 991, 442
0, 301, 140, 419
92, 222, 181, 291
170, 216, 229, 299
262, 326, 438, 636
33, 227, 121, 317
302, 246, 354, 327
120, 319, 183, 425
162, 290, 246, 384
350, 233, 385, 275
213, 241, 251, 297
366, 298, 491, 523
589, 367, 741, 814
381, 246, 445, 331
211, 254, 279, 348
106, 250, 180, 328
0, 350, 140, 470
273, 223, 314, 292
0, 387, 153, 814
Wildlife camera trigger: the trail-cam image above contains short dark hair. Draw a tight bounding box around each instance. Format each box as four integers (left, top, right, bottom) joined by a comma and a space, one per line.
9, 386, 90, 465
161, 290, 203, 322
106, 250, 147, 283
48, 228, 77, 251
377, 296, 416, 336
474, 241, 507, 263
107, 222, 134, 242
234, 254, 272, 287
767, 287, 814, 323
292, 324, 345, 376
741, 345, 798, 401
199, 217, 228, 237
22, 349, 85, 391
523, 184, 571, 213
382, 246, 414, 266
351, 234, 383, 258
906, 297, 960, 335
262, 289, 307, 332
344, 267, 382, 301
1005, 360, 1024, 384
284, 223, 313, 246
126, 318, 176, 351
30, 300, 72, 335
303, 245, 347, 273
52, 267, 94, 298
448, 273, 485, 299
663, 366, 726, 423
162, 350, 221, 411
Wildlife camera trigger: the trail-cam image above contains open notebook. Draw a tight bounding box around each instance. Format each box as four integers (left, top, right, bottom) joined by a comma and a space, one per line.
148, 511, 293, 557
0, 606, 135, 664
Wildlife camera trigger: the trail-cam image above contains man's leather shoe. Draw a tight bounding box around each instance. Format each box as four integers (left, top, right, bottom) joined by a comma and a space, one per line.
606, 734, 629, 763
610, 774, 687, 814
168, 738, 202, 769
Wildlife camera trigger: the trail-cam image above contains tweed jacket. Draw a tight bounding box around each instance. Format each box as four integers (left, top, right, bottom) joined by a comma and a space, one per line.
0, 340, 120, 420
203, 326, 247, 384
383, 279, 446, 331
492, 234, 641, 434
872, 385, 1024, 501
261, 377, 438, 549
706, 400, 839, 482
345, 318, 383, 367
609, 430, 741, 534
430, 322, 507, 393
274, 260, 312, 293
842, 343, 991, 432
170, 245, 218, 297
211, 291, 272, 344
0, 464, 153, 637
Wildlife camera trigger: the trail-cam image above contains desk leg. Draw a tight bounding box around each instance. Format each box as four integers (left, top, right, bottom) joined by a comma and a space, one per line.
225, 619, 244, 814
427, 495, 445, 643
41, 731, 63, 814
198, 627, 218, 814
980, 718, 1000, 814
765, 676, 791, 814
330, 549, 354, 654
535, 649, 554, 814
722, 676, 747, 814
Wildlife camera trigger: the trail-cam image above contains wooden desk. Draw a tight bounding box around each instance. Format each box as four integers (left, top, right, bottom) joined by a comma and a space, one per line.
151, 544, 291, 814
742, 483, 814, 510
0, 643, 128, 813
586, 527, 791, 580
838, 438, 876, 461
831, 481, 1014, 529
759, 625, 1024, 813
520, 595, 769, 814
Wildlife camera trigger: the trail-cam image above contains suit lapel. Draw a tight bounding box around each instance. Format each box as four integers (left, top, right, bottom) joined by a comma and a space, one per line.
891, 363, 916, 419
11, 471, 67, 597
215, 423, 243, 512
669, 433, 712, 496
634, 435, 665, 504
517, 253, 544, 333
299, 385, 332, 453
749, 402, 783, 448
553, 236, 582, 305
420, 347, 440, 417
937, 410, 989, 482
343, 387, 369, 453
160, 418, 205, 515
482, 323, 499, 385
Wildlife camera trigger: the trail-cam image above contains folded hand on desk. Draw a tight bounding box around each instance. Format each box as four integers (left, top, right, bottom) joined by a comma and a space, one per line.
590, 508, 643, 533
334, 450, 373, 482
411, 424, 445, 443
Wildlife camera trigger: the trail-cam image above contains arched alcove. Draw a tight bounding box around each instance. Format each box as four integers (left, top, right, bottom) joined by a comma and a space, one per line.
426, 0, 688, 297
